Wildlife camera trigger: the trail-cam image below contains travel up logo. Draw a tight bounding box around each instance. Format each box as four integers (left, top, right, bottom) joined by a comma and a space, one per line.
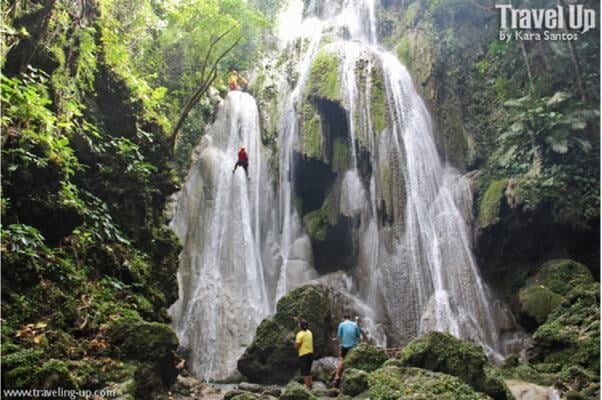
496, 3, 596, 41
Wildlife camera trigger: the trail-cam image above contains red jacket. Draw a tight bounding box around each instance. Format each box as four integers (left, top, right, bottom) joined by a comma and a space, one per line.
238, 149, 248, 162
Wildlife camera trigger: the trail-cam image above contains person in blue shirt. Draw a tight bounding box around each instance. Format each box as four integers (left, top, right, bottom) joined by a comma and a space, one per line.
333, 314, 361, 387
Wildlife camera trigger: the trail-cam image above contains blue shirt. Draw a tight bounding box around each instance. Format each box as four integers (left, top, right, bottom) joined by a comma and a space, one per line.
337, 320, 360, 348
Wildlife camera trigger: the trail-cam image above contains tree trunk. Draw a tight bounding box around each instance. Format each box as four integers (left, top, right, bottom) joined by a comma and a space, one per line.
519, 39, 535, 95
557, 0, 587, 103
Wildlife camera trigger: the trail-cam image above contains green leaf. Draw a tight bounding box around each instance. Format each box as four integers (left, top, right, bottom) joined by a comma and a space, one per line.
545, 91, 570, 106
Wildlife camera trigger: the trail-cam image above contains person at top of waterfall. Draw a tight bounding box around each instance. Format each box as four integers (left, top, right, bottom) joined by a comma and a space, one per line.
294, 318, 314, 390
333, 314, 361, 388
236, 71, 248, 91
232, 146, 249, 179
228, 70, 239, 91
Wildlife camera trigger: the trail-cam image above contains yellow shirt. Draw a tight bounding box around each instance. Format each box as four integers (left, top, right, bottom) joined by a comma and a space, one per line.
295, 329, 313, 356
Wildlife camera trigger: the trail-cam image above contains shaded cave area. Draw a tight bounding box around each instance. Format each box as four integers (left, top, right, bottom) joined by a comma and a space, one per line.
294, 97, 360, 274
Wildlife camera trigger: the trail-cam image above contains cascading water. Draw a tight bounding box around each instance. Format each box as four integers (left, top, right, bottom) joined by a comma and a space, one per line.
169, 92, 300, 381
171, 0, 513, 382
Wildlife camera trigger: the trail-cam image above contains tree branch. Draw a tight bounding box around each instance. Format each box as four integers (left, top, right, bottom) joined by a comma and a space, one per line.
168, 34, 242, 154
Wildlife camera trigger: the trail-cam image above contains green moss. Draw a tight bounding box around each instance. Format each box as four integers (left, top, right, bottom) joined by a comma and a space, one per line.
398, 332, 513, 400
280, 381, 317, 400
345, 343, 388, 372
302, 191, 334, 242
306, 49, 340, 102
302, 103, 323, 159
107, 316, 178, 362
5, 358, 78, 390
478, 178, 508, 229
535, 259, 593, 296
331, 137, 351, 172
341, 368, 369, 396
518, 285, 564, 326
303, 209, 328, 242
370, 67, 388, 135
531, 282, 600, 374
368, 366, 490, 399
397, 35, 412, 66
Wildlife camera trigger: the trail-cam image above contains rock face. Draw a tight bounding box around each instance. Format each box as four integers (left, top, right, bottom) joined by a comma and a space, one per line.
398, 332, 514, 400
237, 284, 342, 384
368, 366, 490, 399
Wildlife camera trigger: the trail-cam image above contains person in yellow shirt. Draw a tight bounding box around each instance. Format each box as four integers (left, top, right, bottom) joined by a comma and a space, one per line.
294, 318, 314, 389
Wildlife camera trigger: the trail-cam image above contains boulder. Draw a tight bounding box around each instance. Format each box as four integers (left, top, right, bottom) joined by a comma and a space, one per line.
280, 381, 316, 400
518, 285, 563, 328
368, 366, 490, 399
231, 393, 258, 400
238, 284, 341, 384
310, 356, 337, 383
532, 259, 593, 296
345, 343, 388, 372
107, 316, 178, 397
340, 368, 369, 396
398, 331, 514, 400
530, 282, 600, 374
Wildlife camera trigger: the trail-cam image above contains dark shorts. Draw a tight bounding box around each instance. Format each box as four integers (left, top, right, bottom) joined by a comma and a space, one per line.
299, 353, 313, 376
340, 346, 353, 358
235, 160, 248, 169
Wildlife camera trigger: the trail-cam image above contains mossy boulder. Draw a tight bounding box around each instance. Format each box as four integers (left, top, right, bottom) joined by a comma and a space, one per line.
280, 381, 316, 400
532, 259, 594, 296
478, 179, 508, 229
107, 316, 178, 397
345, 343, 388, 372
518, 285, 564, 328
529, 282, 600, 374
368, 366, 490, 399
398, 332, 513, 400
238, 284, 340, 384
107, 316, 178, 363
340, 368, 369, 396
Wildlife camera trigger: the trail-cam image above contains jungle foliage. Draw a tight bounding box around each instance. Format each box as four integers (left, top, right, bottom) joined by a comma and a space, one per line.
1, 0, 275, 395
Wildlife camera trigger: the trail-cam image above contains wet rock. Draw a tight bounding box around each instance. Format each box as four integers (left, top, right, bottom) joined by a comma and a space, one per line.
505, 379, 556, 400
340, 368, 368, 396
345, 343, 388, 372
238, 382, 265, 393
230, 393, 258, 400
398, 331, 513, 400
368, 366, 490, 399
176, 375, 200, 389
311, 357, 338, 383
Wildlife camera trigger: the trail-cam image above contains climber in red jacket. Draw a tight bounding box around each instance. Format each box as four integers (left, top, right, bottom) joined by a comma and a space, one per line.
232, 146, 249, 179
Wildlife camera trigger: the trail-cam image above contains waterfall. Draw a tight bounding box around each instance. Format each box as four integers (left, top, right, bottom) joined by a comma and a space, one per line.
169, 92, 283, 381
171, 0, 511, 382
